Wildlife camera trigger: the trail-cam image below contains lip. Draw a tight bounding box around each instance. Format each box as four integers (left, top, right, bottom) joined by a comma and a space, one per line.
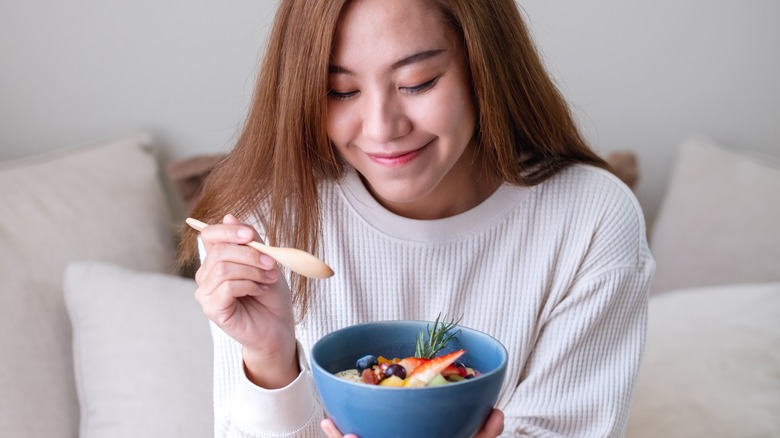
367, 141, 432, 167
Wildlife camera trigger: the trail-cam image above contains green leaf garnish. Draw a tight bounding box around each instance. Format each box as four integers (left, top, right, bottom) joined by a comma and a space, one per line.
414, 313, 462, 359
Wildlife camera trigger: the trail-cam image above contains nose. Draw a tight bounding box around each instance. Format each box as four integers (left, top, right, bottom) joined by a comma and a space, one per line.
362, 91, 411, 144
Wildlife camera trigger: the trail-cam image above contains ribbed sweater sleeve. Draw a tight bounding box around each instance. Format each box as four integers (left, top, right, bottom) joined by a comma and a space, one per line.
210, 327, 323, 437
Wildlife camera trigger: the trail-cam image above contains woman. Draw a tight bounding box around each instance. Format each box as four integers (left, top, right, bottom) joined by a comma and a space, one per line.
180, 0, 655, 436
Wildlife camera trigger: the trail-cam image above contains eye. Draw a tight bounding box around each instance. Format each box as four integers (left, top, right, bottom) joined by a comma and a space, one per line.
400, 77, 439, 94
328, 88, 359, 101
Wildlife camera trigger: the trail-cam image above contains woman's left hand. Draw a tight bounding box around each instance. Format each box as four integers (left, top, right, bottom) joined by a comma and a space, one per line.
320, 408, 504, 438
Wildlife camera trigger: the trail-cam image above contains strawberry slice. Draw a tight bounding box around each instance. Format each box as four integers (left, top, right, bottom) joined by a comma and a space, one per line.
398, 357, 428, 375
440, 361, 468, 379
403, 349, 465, 387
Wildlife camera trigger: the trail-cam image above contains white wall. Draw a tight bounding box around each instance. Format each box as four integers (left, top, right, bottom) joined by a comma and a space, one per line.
2, 0, 778, 226
0, 0, 279, 161
520, 0, 780, 226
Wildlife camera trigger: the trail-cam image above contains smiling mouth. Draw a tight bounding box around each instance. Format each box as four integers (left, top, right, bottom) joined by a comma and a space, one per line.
367, 141, 432, 167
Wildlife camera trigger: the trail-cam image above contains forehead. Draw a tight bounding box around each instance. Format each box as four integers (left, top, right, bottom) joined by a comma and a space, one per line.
331, 0, 457, 64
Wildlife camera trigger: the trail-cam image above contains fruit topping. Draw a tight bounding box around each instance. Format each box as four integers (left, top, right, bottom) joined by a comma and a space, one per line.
335, 315, 481, 387
355, 355, 378, 375
384, 363, 407, 380
361, 368, 379, 385
403, 349, 465, 387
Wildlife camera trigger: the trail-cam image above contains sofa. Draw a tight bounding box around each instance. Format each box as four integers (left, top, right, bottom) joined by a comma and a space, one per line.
0, 134, 212, 438
1, 133, 777, 437
625, 137, 780, 437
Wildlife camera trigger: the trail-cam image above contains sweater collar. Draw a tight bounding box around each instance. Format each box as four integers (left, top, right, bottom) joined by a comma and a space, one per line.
336, 166, 528, 242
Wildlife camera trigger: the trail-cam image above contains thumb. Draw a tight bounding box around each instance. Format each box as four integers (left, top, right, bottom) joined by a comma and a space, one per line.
474, 408, 504, 437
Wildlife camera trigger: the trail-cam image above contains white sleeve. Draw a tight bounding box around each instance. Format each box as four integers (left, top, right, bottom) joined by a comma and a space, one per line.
499, 186, 655, 437
500, 260, 652, 437
211, 325, 325, 437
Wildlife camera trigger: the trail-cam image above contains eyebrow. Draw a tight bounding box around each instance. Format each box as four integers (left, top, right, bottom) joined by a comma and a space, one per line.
329, 49, 445, 75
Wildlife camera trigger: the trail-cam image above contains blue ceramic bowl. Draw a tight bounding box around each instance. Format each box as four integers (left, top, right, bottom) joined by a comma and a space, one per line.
310, 320, 507, 438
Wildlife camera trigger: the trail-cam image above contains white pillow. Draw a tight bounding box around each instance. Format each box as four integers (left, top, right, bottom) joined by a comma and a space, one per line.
0, 134, 177, 436
626, 282, 780, 438
64, 261, 212, 438
650, 137, 780, 293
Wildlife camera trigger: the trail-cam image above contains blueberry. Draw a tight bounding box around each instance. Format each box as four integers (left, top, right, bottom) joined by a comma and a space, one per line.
384, 363, 406, 380
355, 355, 378, 374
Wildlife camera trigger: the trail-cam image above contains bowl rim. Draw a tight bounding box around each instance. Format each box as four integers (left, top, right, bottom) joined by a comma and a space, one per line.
310, 319, 509, 391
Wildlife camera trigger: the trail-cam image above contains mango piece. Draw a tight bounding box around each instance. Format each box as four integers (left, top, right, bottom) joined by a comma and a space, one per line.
379, 375, 405, 387
377, 356, 401, 365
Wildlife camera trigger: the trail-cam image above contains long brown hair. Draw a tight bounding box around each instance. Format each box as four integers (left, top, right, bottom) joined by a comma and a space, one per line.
180, 0, 607, 317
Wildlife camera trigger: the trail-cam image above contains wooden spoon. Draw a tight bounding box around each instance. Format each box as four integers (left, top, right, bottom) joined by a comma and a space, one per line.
185, 217, 334, 279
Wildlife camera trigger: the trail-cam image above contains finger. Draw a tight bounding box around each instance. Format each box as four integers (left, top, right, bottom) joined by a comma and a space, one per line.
203, 241, 276, 268
197, 277, 272, 307
320, 419, 344, 438
197, 249, 278, 290
197, 216, 258, 248
474, 408, 504, 438
222, 213, 240, 224
196, 279, 269, 322
222, 213, 262, 241
196, 236, 277, 283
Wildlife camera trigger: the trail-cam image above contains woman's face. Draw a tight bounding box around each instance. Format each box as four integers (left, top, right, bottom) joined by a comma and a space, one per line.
327, 0, 486, 219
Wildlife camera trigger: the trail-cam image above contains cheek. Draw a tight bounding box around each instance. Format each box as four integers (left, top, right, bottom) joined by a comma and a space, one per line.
451, 92, 478, 142
326, 103, 351, 149
421, 89, 476, 141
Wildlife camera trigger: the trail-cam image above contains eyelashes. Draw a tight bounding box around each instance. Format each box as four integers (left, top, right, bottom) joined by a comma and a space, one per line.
400, 77, 439, 94
328, 89, 359, 100
328, 76, 440, 101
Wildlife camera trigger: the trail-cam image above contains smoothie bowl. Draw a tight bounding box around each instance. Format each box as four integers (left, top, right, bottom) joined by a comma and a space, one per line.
310, 319, 508, 438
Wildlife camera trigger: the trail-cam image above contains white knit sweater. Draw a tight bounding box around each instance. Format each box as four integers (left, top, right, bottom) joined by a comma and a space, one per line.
207, 164, 655, 437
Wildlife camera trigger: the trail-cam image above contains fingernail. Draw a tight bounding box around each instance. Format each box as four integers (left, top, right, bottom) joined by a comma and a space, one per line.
320, 420, 334, 434
237, 228, 252, 239
259, 255, 275, 267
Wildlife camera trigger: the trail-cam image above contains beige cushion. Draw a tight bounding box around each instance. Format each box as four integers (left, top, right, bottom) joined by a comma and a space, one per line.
626, 282, 780, 438
64, 261, 212, 438
650, 137, 780, 294
0, 134, 177, 436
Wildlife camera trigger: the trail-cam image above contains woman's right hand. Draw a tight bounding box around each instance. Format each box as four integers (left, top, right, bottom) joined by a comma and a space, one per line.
194, 214, 299, 389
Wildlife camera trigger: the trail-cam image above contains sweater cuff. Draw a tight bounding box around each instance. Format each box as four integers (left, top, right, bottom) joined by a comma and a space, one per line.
230, 341, 317, 434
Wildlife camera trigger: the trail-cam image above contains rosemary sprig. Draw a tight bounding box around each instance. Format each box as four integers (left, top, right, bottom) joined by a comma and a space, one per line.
414, 313, 462, 359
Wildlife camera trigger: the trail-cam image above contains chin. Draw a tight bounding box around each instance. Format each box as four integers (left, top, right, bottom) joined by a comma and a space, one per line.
359, 165, 442, 201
